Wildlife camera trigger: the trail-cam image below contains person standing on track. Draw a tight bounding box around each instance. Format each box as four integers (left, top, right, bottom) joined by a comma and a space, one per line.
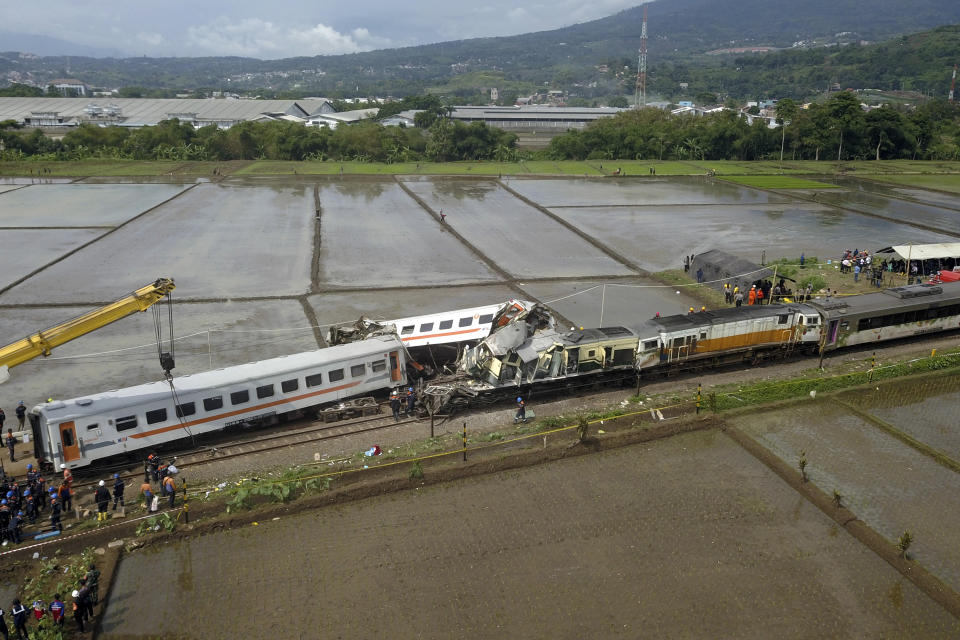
94, 481, 110, 523
49, 491, 62, 532
112, 474, 125, 511
405, 387, 416, 418
389, 391, 401, 422
14, 403, 25, 430
163, 474, 176, 509
5, 429, 14, 464
140, 481, 154, 513
514, 397, 526, 424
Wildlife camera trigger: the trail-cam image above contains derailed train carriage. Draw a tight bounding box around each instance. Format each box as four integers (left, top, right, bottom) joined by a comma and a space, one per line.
425, 282, 960, 413
29, 334, 409, 470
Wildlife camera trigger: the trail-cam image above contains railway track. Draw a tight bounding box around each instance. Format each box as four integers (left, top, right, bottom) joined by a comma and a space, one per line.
69, 409, 421, 493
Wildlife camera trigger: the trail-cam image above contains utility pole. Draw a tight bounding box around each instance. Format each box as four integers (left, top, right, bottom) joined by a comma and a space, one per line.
635, 4, 648, 108
949, 64, 957, 102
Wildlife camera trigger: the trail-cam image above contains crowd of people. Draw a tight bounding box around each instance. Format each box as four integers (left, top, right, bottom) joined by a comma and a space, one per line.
1, 563, 103, 636
718, 278, 812, 308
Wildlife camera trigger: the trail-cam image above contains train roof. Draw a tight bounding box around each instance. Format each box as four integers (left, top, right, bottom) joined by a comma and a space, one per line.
36, 334, 402, 416
807, 282, 960, 318
642, 304, 811, 333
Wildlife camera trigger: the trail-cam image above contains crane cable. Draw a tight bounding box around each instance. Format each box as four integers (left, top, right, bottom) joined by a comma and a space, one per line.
151, 291, 198, 448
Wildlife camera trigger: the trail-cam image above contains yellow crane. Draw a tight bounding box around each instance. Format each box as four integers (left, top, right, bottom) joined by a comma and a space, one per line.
0, 278, 175, 383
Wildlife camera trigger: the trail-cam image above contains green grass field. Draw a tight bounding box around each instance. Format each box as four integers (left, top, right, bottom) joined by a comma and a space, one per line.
864, 174, 960, 194
2, 158, 960, 179
720, 175, 840, 189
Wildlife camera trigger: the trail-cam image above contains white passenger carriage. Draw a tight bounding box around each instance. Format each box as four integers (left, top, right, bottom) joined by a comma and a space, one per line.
29, 334, 408, 470
387, 300, 532, 347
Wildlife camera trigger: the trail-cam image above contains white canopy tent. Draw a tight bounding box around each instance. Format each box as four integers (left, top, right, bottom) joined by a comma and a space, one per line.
877, 243, 960, 261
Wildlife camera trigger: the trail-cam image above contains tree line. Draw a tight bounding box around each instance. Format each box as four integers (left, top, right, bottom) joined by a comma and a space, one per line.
0, 115, 518, 163
547, 93, 960, 161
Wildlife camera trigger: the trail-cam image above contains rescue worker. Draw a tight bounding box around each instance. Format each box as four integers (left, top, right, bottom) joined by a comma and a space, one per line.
0, 501, 9, 543
112, 473, 125, 510
163, 474, 176, 509
57, 481, 71, 513
94, 480, 110, 523
514, 397, 526, 424
389, 391, 401, 422
71, 591, 84, 633
688, 307, 695, 314
7, 511, 21, 544
756, 285, 765, 305
22, 491, 35, 525
5, 430, 14, 464
140, 481, 154, 513
85, 565, 100, 606
700, 306, 707, 312
76, 580, 93, 621
735, 290, 744, 308
405, 387, 416, 418
49, 491, 62, 532
748, 286, 757, 305
723, 282, 732, 303
61, 464, 73, 489
0, 603, 8, 640
30, 599, 44, 624
10, 599, 27, 640
48, 594, 65, 629
147, 453, 160, 482
14, 403, 25, 430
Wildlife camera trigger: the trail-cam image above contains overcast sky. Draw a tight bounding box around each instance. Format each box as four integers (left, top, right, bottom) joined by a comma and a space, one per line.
3, 0, 643, 59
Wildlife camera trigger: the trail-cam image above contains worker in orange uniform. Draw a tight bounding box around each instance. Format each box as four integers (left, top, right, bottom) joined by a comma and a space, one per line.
748, 286, 757, 305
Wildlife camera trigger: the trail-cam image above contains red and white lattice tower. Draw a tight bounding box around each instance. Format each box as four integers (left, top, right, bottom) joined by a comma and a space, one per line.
635, 4, 648, 108
949, 64, 957, 102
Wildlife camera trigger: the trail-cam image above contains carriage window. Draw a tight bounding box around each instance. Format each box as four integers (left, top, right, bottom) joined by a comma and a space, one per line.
438, 319, 453, 330
351, 364, 366, 377
371, 360, 386, 372
256, 384, 275, 399
459, 317, 472, 327
146, 408, 168, 425
230, 390, 249, 405
479, 314, 493, 324
643, 340, 658, 351
203, 396, 223, 411
305, 373, 323, 388
176, 402, 196, 418
329, 368, 345, 382
778, 315, 788, 325
400, 325, 415, 335
61, 429, 75, 447
700, 332, 707, 339
281, 379, 299, 393
116, 415, 138, 432
588, 350, 596, 357
419, 322, 434, 332
86, 423, 99, 431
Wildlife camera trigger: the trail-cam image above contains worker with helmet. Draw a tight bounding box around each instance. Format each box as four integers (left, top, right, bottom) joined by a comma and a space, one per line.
112, 473, 125, 511
0, 499, 9, 541
58, 479, 72, 512
514, 397, 527, 424
405, 387, 416, 418
389, 390, 401, 422
94, 480, 111, 523
49, 488, 62, 532
23, 489, 36, 525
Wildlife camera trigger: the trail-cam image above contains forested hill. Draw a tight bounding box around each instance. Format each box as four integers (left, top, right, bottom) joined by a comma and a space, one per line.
658, 24, 960, 100
2, 0, 960, 96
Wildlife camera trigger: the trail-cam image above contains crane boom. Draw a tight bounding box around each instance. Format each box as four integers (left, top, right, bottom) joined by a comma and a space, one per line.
0, 278, 175, 380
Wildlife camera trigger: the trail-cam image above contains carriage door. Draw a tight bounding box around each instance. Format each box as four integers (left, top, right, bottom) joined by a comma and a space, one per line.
58, 421, 80, 462
389, 351, 402, 382
828, 320, 840, 345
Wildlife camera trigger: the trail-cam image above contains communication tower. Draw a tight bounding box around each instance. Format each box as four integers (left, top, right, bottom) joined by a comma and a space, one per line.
635, 4, 648, 108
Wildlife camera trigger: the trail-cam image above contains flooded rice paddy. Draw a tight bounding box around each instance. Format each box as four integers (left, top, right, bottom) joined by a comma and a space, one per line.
99, 431, 960, 639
